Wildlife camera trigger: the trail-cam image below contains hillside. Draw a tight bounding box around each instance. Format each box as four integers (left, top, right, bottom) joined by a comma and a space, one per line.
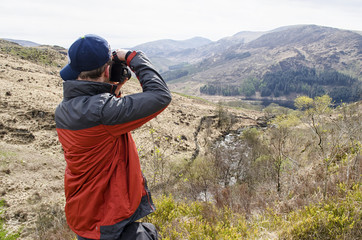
133, 36, 212, 56
153, 25, 362, 103
1, 38, 41, 47
0, 40, 264, 239
132, 37, 213, 72
0, 30, 360, 239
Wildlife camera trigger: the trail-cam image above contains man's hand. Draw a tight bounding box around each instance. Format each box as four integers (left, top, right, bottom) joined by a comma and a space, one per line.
114, 78, 128, 97
113, 49, 129, 61
111, 49, 132, 97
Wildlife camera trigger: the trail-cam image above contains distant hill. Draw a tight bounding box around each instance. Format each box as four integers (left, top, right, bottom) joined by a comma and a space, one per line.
132, 37, 213, 72
136, 31, 267, 72
2, 38, 41, 47
133, 36, 212, 56
156, 25, 362, 103
0, 39, 67, 67
137, 25, 310, 71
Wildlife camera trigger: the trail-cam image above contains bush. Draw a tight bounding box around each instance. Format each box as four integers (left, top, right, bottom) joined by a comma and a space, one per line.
279, 184, 362, 239
143, 184, 361, 239
35, 203, 75, 239
143, 195, 257, 239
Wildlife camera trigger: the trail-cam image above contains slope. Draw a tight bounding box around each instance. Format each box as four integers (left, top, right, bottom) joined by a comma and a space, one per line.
0, 40, 263, 239
164, 25, 362, 102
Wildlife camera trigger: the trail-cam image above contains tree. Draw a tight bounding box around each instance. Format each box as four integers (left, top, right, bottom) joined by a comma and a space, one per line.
294, 96, 314, 110
265, 114, 300, 193
240, 78, 257, 97
333, 102, 362, 185
294, 95, 359, 199
216, 103, 235, 131
184, 156, 216, 201
138, 124, 183, 192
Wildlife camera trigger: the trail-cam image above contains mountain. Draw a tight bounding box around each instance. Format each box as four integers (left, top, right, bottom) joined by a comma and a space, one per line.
157, 25, 362, 103
2, 38, 41, 47
133, 36, 212, 55
131, 37, 212, 72
135, 31, 268, 72
138, 25, 307, 71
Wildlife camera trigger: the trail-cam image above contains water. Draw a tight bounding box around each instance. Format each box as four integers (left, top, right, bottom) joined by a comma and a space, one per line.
198, 128, 256, 202
243, 98, 296, 109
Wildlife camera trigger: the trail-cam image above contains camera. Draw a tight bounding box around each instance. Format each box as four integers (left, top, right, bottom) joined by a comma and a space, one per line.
110, 51, 131, 83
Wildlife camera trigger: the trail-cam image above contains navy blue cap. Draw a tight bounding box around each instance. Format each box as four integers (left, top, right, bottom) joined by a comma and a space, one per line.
60, 34, 111, 81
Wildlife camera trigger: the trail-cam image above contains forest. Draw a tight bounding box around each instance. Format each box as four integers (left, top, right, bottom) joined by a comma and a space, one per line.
200, 68, 362, 103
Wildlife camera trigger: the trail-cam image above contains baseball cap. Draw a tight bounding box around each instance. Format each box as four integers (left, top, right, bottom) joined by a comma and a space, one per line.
60, 34, 111, 81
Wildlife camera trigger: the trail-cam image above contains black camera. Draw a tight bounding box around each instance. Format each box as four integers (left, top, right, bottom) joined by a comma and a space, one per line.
110, 51, 131, 83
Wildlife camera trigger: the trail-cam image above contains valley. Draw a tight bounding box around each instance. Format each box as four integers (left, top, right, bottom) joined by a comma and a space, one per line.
135, 25, 362, 105
0, 25, 361, 239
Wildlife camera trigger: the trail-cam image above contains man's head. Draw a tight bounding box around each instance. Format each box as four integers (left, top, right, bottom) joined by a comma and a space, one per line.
60, 34, 111, 81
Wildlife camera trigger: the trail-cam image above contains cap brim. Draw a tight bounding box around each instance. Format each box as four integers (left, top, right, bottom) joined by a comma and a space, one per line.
60, 64, 80, 81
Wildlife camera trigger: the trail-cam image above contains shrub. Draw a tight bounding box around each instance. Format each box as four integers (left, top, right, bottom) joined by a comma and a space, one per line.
279, 184, 362, 239
143, 195, 257, 239
35, 203, 75, 239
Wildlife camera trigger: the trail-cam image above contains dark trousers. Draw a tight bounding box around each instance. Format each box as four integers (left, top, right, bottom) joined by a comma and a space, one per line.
77, 222, 158, 240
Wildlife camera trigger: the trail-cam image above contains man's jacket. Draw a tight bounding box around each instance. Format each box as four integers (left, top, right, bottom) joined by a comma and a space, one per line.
55, 51, 171, 239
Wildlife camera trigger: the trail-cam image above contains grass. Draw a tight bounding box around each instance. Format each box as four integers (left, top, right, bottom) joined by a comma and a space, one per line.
173, 91, 214, 104
0, 40, 66, 67
0, 200, 21, 240
0, 150, 17, 172
0, 151, 16, 159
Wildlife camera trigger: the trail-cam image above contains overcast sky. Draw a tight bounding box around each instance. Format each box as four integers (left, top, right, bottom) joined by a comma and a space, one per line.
0, 0, 361, 49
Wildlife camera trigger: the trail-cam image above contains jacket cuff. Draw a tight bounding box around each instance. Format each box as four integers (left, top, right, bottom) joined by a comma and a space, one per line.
126, 51, 137, 66
125, 51, 132, 61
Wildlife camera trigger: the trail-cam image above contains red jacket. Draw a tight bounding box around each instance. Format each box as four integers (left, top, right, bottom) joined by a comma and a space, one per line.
55, 51, 171, 239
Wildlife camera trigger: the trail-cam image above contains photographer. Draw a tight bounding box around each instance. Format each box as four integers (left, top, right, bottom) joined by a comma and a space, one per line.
55, 34, 171, 240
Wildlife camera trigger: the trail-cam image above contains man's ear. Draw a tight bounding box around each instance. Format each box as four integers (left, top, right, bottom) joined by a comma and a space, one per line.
104, 64, 110, 79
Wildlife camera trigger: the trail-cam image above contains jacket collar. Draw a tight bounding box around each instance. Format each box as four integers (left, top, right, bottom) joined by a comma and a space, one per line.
63, 80, 117, 100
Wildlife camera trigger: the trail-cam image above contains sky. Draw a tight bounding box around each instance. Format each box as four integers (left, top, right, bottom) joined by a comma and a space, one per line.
0, 0, 361, 49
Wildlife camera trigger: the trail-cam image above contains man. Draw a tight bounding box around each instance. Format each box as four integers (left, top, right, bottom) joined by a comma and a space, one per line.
55, 34, 172, 239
